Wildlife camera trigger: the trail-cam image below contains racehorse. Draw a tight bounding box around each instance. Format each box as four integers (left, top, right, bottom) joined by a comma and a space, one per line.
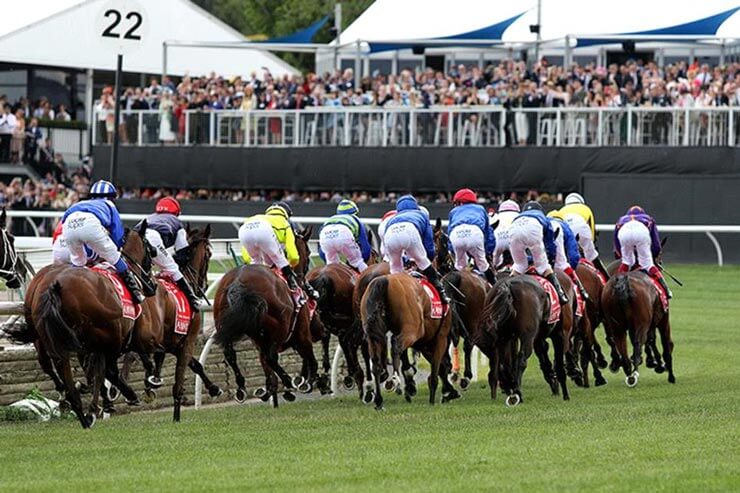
213, 226, 329, 407
361, 272, 461, 410
480, 272, 574, 406
0, 207, 31, 289
600, 270, 675, 387
131, 225, 219, 421
572, 261, 608, 387
31, 222, 157, 428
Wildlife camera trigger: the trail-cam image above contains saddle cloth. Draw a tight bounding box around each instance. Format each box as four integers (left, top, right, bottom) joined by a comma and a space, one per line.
157, 277, 192, 335
89, 265, 141, 321
271, 267, 317, 320
579, 258, 607, 286
573, 282, 585, 318
418, 278, 448, 319
527, 273, 561, 325
647, 276, 670, 311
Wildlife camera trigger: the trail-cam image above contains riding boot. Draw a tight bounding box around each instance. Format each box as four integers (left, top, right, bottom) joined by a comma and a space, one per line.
422, 266, 450, 305
303, 280, 320, 300
121, 270, 145, 304
546, 272, 569, 305
593, 256, 610, 280
649, 267, 673, 299
484, 267, 497, 285
280, 266, 299, 291
569, 270, 590, 301
175, 277, 201, 313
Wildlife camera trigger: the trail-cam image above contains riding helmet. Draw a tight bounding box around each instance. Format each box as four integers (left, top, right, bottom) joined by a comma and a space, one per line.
89, 180, 117, 199
627, 205, 645, 215
452, 188, 477, 204
564, 192, 585, 205
336, 199, 359, 215
497, 199, 521, 213
155, 197, 181, 216
522, 201, 544, 212
267, 201, 293, 218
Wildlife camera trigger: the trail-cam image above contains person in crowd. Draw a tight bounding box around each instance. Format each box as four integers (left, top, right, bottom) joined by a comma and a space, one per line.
0, 104, 17, 162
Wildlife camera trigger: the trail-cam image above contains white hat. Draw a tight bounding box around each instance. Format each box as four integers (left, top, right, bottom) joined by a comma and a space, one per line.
564, 192, 585, 205
498, 199, 520, 213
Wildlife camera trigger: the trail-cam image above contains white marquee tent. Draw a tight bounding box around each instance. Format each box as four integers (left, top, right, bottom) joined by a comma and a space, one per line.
0, 0, 297, 76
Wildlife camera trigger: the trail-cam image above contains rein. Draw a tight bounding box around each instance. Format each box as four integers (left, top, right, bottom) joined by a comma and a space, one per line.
0, 228, 21, 284
121, 248, 156, 293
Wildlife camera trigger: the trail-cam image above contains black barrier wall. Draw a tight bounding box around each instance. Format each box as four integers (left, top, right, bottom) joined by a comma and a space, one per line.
95, 146, 740, 192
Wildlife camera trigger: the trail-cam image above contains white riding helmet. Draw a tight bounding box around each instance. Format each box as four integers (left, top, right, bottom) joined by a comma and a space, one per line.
564, 192, 585, 205
419, 205, 430, 218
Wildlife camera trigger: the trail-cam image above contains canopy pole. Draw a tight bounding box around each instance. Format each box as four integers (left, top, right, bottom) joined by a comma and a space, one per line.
84, 69, 94, 156
564, 35, 572, 67
162, 42, 168, 85
719, 40, 725, 66
478, 52, 484, 69
534, 0, 542, 64
354, 40, 361, 88
392, 50, 399, 76
334, 2, 342, 71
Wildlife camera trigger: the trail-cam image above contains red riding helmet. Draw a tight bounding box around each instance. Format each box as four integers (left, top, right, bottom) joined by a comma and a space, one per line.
453, 188, 477, 204
155, 197, 182, 216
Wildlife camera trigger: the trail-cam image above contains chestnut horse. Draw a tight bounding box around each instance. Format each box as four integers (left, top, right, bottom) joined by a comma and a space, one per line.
131, 226, 218, 421
361, 272, 460, 410
571, 261, 608, 387
480, 272, 574, 406
600, 271, 675, 387
31, 223, 157, 428
213, 226, 329, 407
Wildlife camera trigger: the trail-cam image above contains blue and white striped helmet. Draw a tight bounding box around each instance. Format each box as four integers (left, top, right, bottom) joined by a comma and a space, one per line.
89, 180, 117, 198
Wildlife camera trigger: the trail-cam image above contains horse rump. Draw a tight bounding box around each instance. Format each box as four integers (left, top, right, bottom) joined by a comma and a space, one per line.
309, 272, 334, 305
36, 281, 82, 358
362, 276, 389, 344
214, 282, 268, 347
481, 279, 517, 337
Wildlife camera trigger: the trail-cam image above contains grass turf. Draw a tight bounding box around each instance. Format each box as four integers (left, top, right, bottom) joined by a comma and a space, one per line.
1, 265, 738, 492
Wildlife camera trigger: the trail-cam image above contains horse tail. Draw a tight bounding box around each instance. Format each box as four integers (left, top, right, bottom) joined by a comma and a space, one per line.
444, 271, 467, 341
310, 272, 334, 305
37, 281, 81, 358
482, 280, 517, 336
614, 274, 632, 308
214, 282, 267, 347
363, 276, 389, 344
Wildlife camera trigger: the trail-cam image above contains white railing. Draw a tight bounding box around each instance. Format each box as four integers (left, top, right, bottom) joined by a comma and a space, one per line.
93, 106, 740, 148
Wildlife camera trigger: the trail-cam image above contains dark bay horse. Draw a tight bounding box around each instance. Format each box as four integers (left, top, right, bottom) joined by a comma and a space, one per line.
572, 261, 608, 387
601, 271, 675, 387
0, 207, 29, 289
131, 226, 219, 421
361, 273, 460, 410
480, 272, 574, 406
31, 223, 157, 428
213, 226, 329, 407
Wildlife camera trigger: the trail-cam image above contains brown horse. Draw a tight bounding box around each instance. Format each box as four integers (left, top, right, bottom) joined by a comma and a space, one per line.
31, 223, 157, 428
572, 261, 608, 387
131, 226, 218, 421
480, 271, 574, 406
213, 226, 329, 407
601, 271, 675, 387
361, 272, 460, 410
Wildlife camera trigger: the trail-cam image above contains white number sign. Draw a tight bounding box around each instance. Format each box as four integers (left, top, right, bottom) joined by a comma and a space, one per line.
96, 0, 148, 55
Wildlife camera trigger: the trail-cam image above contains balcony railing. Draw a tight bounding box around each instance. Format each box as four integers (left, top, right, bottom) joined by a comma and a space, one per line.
94, 106, 740, 148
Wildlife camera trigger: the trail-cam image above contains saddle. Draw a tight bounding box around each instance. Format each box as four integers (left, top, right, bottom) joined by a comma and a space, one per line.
156, 276, 193, 335
271, 267, 317, 319
89, 265, 142, 321
408, 271, 448, 319
579, 258, 607, 286
524, 269, 561, 325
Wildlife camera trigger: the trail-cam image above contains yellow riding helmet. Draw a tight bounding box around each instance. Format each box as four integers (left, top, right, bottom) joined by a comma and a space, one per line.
265, 205, 289, 219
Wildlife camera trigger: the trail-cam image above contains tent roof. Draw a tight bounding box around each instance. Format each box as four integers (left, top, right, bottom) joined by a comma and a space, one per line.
0, 0, 298, 76
340, 0, 739, 52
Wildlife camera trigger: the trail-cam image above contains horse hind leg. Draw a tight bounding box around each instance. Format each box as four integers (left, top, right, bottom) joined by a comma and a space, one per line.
658, 316, 675, 384
58, 356, 94, 428
438, 351, 461, 403
534, 336, 557, 395
460, 337, 474, 390
189, 358, 223, 398
223, 343, 248, 403
400, 350, 417, 402
105, 354, 140, 406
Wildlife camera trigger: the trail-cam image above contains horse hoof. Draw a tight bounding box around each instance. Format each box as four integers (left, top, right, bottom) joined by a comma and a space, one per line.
86, 413, 97, 428
143, 389, 157, 403
459, 377, 470, 390
595, 376, 608, 387
379, 369, 389, 383
235, 387, 247, 403
363, 391, 375, 405
654, 365, 666, 374
126, 398, 141, 407
283, 391, 296, 402
75, 381, 90, 394
59, 400, 71, 413
291, 376, 306, 389
209, 386, 224, 398
146, 376, 163, 389
668, 374, 676, 384
404, 394, 412, 403
645, 358, 656, 369
342, 376, 355, 390
104, 386, 120, 403
394, 387, 402, 395
406, 384, 417, 398
449, 372, 459, 383
597, 358, 608, 370
625, 371, 639, 388
254, 387, 267, 400
384, 380, 395, 391
442, 389, 461, 403
297, 381, 312, 394
505, 394, 521, 407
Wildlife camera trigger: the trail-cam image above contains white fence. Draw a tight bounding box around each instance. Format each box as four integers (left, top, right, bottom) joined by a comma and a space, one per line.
94, 106, 740, 148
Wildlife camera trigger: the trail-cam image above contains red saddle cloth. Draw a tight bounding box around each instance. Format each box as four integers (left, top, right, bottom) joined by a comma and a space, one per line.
417, 278, 448, 319
157, 277, 193, 335
526, 273, 561, 325
573, 282, 585, 318
271, 267, 317, 319
89, 265, 141, 321
647, 276, 670, 311
579, 258, 607, 286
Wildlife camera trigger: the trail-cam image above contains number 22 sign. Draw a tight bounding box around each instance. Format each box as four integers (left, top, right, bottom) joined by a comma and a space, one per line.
96, 0, 148, 55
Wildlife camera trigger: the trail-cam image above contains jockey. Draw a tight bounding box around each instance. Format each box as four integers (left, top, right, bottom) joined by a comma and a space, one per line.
547, 212, 589, 301
556, 192, 610, 279
384, 194, 449, 304
377, 209, 397, 260
61, 180, 144, 303
52, 220, 97, 265
318, 199, 372, 272
491, 199, 520, 268
136, 197, 201, 311
614, 205, 672, 298
509, 201, 568, 304
447, 188, 496, 284
239, 201, 318, 299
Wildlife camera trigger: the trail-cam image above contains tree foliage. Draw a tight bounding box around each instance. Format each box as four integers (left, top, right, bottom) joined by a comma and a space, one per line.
192, 0, 374, 72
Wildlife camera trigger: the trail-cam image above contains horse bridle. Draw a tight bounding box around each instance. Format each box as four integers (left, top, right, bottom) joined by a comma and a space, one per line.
0, 227, 22, 286
181, 239, 212, 300
121, 237, 157, 294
